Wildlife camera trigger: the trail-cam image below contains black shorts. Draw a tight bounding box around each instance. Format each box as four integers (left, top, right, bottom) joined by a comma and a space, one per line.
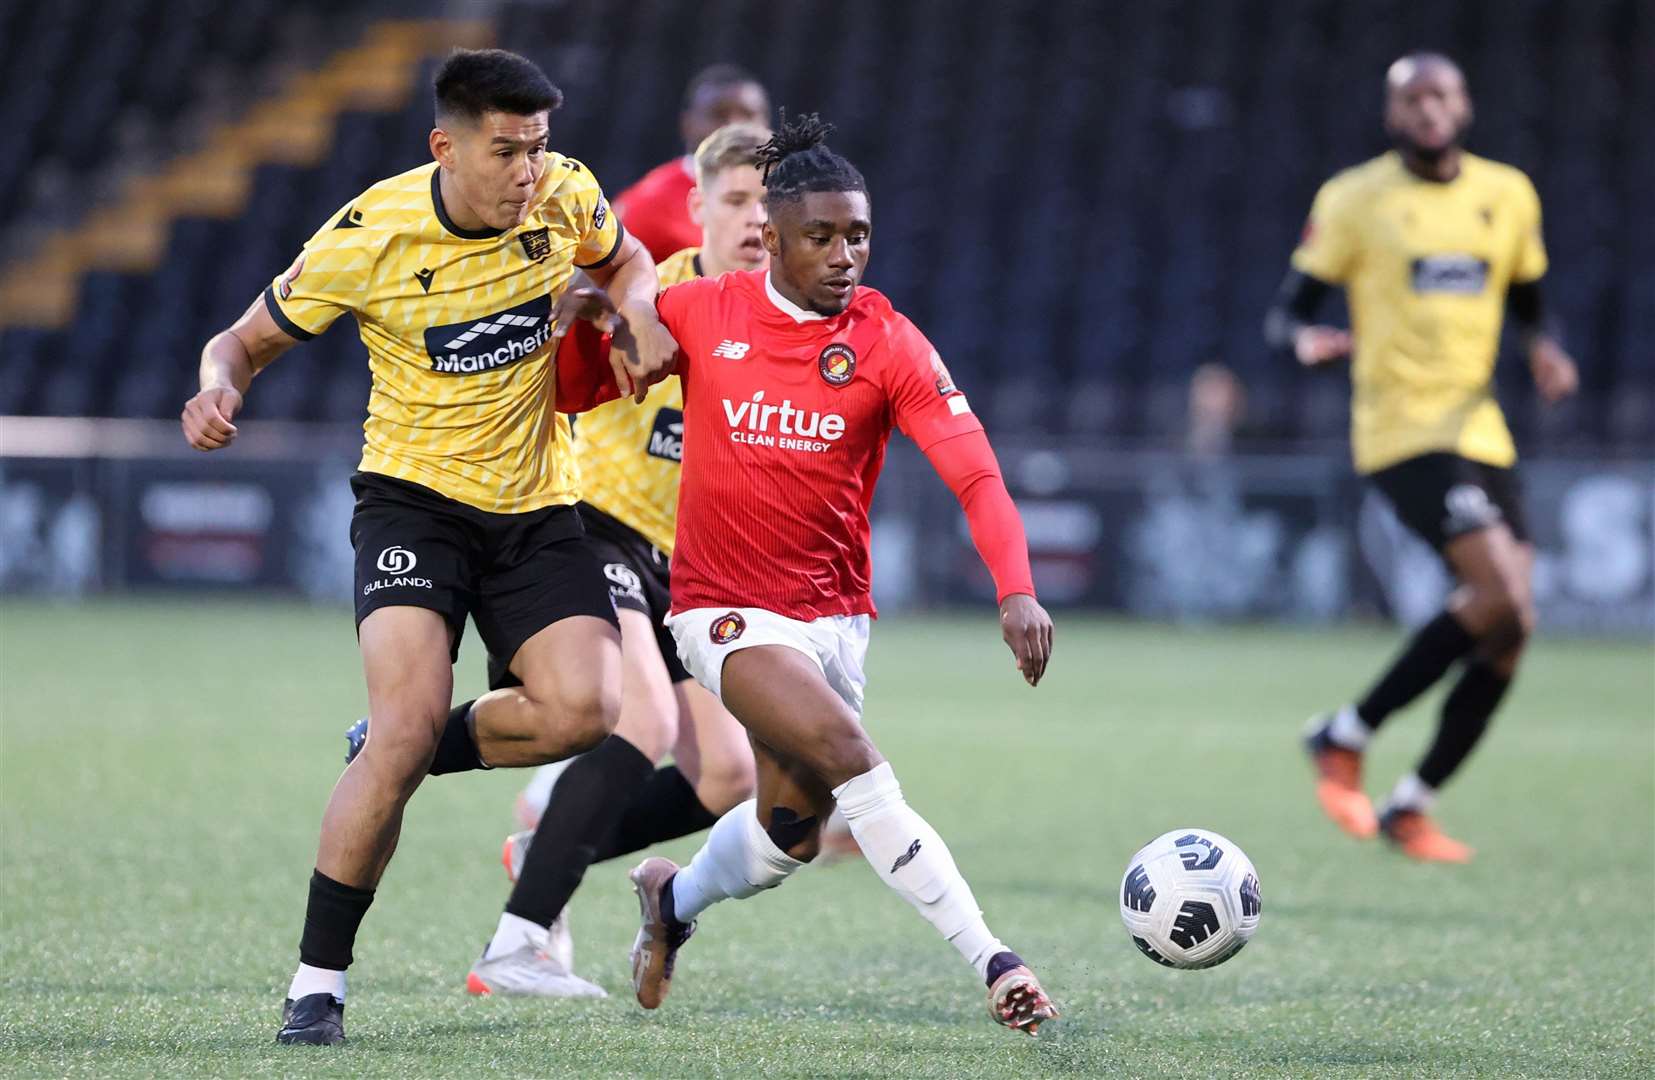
1368, 452, 1529, 552
350, 472, 617, 666
486, 502, 687, 690
582, 503, 690, 681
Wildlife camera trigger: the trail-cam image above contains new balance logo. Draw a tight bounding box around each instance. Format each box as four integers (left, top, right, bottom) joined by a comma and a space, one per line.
422, 294, 552, 374
891, 839, 922, 873
712, 340, 751, 360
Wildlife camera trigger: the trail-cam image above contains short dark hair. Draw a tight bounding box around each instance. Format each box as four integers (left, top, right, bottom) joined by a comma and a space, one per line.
753, 111, 867, 207
435, 48, 563, 124
682, 63, 762, 112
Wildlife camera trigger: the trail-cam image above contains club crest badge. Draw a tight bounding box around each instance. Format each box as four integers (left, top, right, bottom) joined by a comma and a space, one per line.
929, 350, 956, 396
519, 228, 552, 262
819, 343, 856, 387
709, 611, 746, 645
277, 255, 305, 300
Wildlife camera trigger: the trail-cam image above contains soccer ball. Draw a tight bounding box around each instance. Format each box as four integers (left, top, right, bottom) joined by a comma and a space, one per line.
1119, 828, 1261, 970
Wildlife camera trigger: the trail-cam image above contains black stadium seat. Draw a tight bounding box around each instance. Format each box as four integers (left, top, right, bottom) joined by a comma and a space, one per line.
0, 0, 1645, 457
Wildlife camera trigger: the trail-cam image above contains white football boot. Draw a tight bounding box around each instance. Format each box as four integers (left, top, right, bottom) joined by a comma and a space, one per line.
465, 914, 604, 999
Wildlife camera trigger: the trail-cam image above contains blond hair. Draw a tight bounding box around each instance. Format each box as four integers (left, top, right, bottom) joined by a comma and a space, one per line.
693, 122, 771, 188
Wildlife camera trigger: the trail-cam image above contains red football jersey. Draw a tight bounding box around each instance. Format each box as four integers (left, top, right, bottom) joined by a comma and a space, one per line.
660, 270, 982, 620
613, 158, 700, 263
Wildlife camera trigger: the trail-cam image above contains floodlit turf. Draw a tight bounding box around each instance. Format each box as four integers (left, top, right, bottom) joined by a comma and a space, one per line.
1, 598, 1651, 1078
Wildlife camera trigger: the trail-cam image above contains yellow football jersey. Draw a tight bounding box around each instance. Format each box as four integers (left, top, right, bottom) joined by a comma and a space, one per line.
572, 247, 701, 553
265, 155, 622, 512
1292, 151, 1547, 474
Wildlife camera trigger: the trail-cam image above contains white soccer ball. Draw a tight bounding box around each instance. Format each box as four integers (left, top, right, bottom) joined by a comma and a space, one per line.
1119, 828, 1261, 970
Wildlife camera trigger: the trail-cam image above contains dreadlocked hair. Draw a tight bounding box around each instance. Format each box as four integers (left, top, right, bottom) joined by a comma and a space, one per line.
753, 110, 867, 205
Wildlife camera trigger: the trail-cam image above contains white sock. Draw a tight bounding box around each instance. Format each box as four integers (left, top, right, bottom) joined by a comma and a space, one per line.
287, 963, 346, 1002
833, 762, 1007, 980
1327, 703, 1371, 750
670, 799, 804, 922
1386, 772, 1437, 813
485, 911, 547, 958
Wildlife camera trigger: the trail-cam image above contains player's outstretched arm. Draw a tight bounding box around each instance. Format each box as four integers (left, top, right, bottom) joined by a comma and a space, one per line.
923, 430, 1052, 687
181, 297, 301, 451
1263, 269, 1350, 366
585, 232, 678, 402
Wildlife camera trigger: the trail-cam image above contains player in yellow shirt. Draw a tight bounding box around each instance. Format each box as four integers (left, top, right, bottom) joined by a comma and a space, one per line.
1265, 53, 1578, 863
435, 123, 773, 996
180, 49, 677, 1044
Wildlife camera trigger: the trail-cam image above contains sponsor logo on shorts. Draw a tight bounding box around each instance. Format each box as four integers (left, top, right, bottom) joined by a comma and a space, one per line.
603, 561, 645, 603
1410, 254, 1489, 295
364, 545, 430, 596
709, 611, 746, 645
1443, 483, 1502, 535
819, 343, 856, 387
377, 546, 417, 574
363, 575, 433, 596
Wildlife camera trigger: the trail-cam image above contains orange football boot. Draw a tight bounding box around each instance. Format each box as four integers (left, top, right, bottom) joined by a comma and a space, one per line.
1379, 808, 1473, 863
1304, 716, 1379, 839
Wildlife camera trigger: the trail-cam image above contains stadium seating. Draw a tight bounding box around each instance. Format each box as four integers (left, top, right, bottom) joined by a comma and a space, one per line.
0, 0, 1648, 452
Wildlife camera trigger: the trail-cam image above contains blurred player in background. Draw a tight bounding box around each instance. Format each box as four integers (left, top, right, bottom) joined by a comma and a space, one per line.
613, 64, 770, 260
473, 123, 772, 996
1265, 53, 1578, 863
586, 114, 1059, 1034
181, 49, 676, 1045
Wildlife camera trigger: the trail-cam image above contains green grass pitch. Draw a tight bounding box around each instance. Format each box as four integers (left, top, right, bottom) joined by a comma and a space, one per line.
2, 598, 1651, 1077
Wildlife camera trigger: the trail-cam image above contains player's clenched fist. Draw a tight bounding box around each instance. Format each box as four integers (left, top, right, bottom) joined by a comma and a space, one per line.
999, 593, 1053, 687
1293, 325, 1353, 367
1528, 337, 1578, 404
181, 386, 243, 451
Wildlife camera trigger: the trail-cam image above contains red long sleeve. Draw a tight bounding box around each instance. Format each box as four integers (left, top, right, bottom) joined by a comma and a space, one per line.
552, 320, 623, 414
922, 429, 1036, 603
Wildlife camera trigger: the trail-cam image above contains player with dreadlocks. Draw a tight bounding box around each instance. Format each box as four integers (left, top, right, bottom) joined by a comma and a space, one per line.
563, 112, 1059, 1033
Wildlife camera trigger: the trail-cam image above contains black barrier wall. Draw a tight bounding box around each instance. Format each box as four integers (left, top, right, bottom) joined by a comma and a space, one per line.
3, 428, 1649, 636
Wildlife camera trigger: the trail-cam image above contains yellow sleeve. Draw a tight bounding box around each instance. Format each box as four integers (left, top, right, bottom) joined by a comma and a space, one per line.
1290, 179, 1360, 285
263, 202, 378, 340
560, 159, 624, 270
1511, 173, 1549, 284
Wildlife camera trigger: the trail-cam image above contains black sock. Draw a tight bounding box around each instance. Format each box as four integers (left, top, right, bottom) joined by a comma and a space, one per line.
985, 949, 1025, 987
505, 734, 654, 927
1416, 661, 1512, 788
429, 700, 485, 775
298, 869, 374, 971
1356, 612, 1476, 730
659, 872, 690, 934
593, 766, 720, 862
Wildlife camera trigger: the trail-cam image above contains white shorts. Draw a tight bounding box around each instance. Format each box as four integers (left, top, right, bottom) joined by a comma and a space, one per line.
667, 607, 871, 717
